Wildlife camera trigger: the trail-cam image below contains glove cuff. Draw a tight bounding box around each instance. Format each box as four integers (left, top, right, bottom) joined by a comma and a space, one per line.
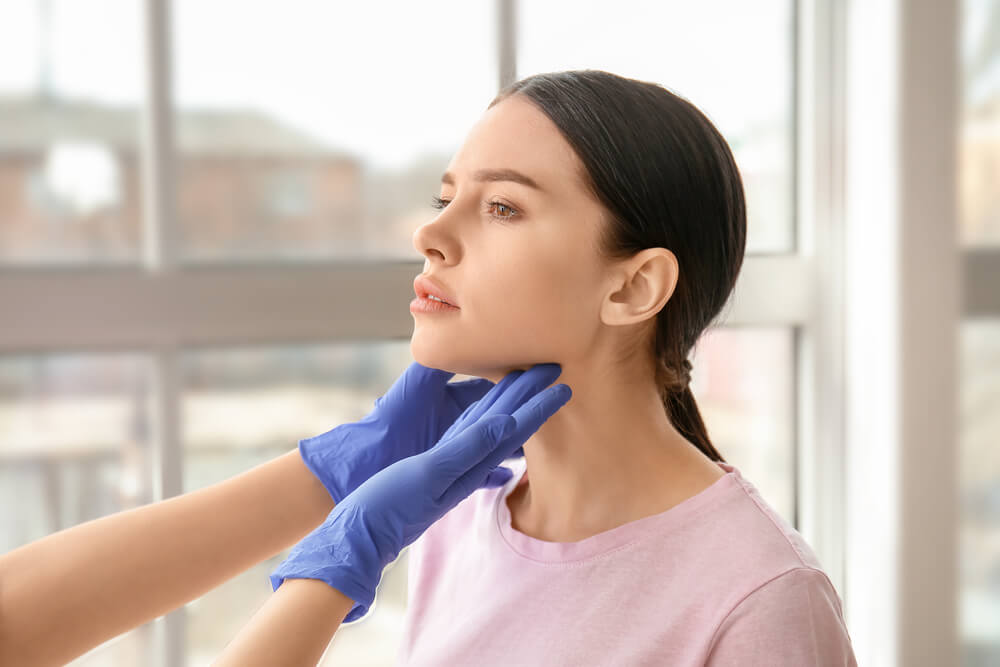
299, 416, 392, 505
268, 504, 390, 625
298, 433, 345, 504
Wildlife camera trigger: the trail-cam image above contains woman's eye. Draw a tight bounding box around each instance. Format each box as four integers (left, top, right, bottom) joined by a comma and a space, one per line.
429, 196, 519, 221
487, 201, 518, 220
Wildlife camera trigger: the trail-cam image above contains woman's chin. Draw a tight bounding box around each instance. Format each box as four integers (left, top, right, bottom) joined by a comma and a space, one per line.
410, 338, 549, 382
410, 343, 473, 377
410, 347, 506, 381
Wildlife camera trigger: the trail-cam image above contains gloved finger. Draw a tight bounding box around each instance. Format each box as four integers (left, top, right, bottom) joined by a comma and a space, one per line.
450, 364, 562, 434
458, 369, 523, 422
443, 384, 571, 504
438, 398, 479, 444
429, 414, 516, 499
479, 364, 563, 419
449, 423, 523, 461
432, 365, 556, 460
428, 369, 564, 489
435, 373, 520, 443
478, 466, 514, 489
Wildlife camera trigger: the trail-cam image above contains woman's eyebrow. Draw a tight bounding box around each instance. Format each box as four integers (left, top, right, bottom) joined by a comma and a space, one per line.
440, 168, 544, 193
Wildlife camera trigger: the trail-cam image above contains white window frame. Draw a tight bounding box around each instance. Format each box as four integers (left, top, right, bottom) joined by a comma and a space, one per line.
838, 1, 981, 666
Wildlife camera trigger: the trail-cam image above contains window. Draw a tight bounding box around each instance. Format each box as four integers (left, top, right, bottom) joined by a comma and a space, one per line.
172, 0, 499, 261
0, 1, 836, 665
960, 0, 1000, 248
0, 0, 143, 265
179, 343, 413, 665
959, 1, 1000, 663
0, 353, 163, 665
518, 0, 795, 254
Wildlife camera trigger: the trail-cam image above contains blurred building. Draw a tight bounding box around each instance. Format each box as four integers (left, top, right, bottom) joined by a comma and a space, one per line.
961, 96, 1000, 244
0, 95, 363, 261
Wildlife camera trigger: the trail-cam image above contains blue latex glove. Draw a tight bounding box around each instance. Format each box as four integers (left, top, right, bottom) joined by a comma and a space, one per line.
299, 362, 524, 505
270, 363, 570, 623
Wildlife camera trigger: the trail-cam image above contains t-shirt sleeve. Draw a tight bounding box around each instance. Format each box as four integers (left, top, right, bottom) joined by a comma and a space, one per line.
705, 567, 858, 667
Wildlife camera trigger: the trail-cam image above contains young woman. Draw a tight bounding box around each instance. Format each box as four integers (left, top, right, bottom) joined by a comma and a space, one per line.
398, 69, 857, 665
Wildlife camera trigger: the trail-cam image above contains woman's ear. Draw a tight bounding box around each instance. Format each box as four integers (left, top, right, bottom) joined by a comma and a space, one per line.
600, 248, 679, 326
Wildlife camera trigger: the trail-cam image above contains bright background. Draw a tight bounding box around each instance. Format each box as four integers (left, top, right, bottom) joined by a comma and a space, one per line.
0, 1, 995, 665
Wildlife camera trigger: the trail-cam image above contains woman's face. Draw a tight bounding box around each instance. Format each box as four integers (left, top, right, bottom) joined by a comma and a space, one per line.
410, 95, 617, 383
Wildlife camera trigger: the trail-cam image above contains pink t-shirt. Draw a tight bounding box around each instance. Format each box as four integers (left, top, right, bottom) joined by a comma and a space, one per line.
394, 457, 857, 666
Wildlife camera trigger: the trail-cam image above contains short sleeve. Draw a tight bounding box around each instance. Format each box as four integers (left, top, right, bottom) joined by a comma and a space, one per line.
705, 567, 858, 667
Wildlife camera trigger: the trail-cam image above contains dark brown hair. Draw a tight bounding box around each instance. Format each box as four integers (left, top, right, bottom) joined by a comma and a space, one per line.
489, 70, 747, 463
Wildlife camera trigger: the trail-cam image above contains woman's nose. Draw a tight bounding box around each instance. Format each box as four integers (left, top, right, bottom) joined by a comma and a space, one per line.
413, 219, 455, 264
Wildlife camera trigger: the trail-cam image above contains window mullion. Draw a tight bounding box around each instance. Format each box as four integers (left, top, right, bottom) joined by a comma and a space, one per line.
141, 0, 186, 665
497, 0, 517, 90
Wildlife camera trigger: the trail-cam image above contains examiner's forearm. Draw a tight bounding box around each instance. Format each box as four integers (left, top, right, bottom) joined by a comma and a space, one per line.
213, 578, 354, 666
0, 449, 334, 665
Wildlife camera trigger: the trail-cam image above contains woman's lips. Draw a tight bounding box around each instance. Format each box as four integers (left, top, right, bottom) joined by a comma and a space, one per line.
410, 295, 461, 314
413, 274, 459, 307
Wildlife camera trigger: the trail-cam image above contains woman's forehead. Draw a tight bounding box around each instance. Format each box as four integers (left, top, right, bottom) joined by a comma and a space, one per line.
448, 99, 587, 196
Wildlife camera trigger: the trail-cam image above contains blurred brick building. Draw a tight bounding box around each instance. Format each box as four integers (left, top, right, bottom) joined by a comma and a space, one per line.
0, 95, 363, 261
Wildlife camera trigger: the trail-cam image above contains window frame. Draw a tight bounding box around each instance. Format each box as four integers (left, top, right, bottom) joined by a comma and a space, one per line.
5, 0, 980, 665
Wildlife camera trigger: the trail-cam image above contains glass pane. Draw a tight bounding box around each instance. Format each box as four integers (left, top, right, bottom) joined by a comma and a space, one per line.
0, 0, 143, 265
517, 0, 794, 254
0, 353, 163, 666
692, 326, 796, 523
960, 0, 1000, 247
180, 342, 414, 666
960, 320, 1000, 666
171, 0, 497, 262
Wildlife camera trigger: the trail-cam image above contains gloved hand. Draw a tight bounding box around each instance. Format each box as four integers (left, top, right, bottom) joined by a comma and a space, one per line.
299, 361, 524, 505
270, 363, 570, 623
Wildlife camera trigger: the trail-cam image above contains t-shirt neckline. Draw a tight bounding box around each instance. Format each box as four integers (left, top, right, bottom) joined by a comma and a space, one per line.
494, 458, 739, 563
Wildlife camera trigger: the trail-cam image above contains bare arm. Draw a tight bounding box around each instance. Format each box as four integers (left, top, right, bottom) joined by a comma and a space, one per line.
213, 578, 354, 666
0, 449, 334, 666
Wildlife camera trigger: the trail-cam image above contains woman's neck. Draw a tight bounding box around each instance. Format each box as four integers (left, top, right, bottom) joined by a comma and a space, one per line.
504, 373, 724, 543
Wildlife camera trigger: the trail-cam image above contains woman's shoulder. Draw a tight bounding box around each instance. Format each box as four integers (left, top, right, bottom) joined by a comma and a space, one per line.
689, 463, 834, 596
